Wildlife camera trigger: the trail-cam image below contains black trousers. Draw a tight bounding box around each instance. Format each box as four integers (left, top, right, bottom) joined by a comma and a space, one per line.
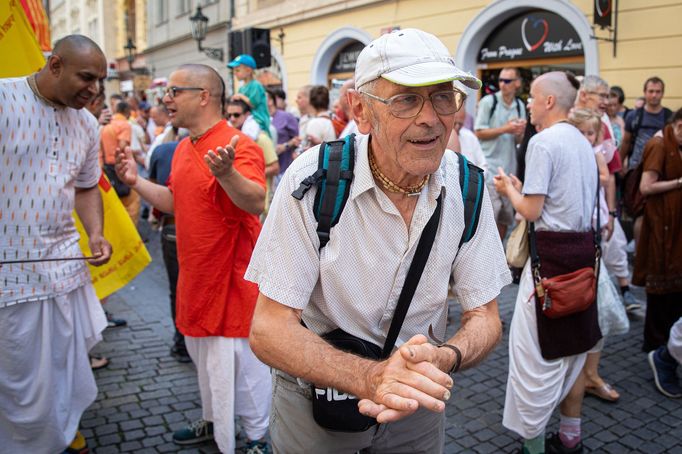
643, 292, 682, 352
161, 224, 184, 347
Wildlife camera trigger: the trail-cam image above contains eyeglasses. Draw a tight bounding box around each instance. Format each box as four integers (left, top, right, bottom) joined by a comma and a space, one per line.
499, 78, 518, 84
227, 112, 243, 119
359, 89, 466, 119
586, 91, 609, 100
164, 86, 205, 99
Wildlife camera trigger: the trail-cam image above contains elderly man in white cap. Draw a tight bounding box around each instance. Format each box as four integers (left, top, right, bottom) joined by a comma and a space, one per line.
246, 28, 510, 452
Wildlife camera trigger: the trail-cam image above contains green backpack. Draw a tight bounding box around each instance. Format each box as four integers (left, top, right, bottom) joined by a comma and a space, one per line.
292, 134, 484, 250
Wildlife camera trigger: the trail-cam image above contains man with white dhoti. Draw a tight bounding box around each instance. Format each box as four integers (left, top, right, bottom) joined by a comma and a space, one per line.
0, 35, 112, 453
495, 72, 599, 454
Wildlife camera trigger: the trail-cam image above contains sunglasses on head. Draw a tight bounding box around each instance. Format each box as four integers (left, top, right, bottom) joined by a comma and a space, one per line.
499, 78, 518, 84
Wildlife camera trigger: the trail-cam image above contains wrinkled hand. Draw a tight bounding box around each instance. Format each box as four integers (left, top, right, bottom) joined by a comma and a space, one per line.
357, 335, 453, 424
87, 234, 112, 266
114, 146, 138, 186
205, 135, 239, 179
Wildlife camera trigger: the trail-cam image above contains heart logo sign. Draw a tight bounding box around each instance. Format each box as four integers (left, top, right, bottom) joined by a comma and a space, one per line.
595, 0, 612, 17
521, 17, 549, 52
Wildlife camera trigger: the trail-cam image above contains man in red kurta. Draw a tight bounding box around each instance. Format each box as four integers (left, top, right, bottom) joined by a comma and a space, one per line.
115, 64, 271, 453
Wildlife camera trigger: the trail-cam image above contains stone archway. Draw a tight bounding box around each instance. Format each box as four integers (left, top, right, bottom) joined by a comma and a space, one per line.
455, 0, 598, 113
310, 26, 373, 85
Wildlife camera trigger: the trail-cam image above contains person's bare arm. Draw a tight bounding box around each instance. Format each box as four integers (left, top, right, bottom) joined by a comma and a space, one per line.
115, 147, 174, 213
74, 185, 112, 266
204, 135, 265, 215
249, 293, 453, 423
640, 170, 682, 196
619, 130, 632, 163
493, 168, 545, 221
475, 121, 515, 141
265, 161, 280, 178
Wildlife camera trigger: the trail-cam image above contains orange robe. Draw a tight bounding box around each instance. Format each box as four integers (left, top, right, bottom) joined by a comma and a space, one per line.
168, 121, 265, 337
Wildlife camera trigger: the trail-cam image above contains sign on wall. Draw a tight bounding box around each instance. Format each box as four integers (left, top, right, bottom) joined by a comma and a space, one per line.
478, 10, 583, 63
593, 0, 613, 28
329, 41, 364, 74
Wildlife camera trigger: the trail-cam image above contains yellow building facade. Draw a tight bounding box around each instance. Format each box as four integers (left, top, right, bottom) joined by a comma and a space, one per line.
236, 0, 681, 112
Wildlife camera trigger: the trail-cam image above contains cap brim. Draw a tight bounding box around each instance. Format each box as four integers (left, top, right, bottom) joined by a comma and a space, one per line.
382, 61, 482, 90
227, 61, 240, 68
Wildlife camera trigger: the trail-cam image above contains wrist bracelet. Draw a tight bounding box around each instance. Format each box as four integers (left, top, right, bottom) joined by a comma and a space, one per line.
609, 210, 617, 217
439, 344, 462, 374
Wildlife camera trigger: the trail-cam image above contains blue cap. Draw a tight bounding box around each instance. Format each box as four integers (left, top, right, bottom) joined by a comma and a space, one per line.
228, 54, 257, 69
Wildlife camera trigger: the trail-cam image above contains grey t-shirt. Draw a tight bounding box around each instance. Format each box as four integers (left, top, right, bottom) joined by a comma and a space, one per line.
523, 122, 597, 232
475, 91, 526, 182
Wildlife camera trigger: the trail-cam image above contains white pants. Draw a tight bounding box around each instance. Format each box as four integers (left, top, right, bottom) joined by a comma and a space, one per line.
185, 336, 271, 453
0, 285, 106, 453
503, 261, 587, 439
668, 317, 682, 364
601, 218, 629, 279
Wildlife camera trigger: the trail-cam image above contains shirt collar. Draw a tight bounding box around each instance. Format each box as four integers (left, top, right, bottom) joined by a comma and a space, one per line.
350, 134, 446, 201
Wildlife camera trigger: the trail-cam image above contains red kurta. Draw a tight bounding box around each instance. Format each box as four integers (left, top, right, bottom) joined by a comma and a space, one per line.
168, 121, 265, 337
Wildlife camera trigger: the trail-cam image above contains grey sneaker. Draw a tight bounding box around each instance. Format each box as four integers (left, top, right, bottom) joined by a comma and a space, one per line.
623, 291, 641, 312
172, 419, 214, 445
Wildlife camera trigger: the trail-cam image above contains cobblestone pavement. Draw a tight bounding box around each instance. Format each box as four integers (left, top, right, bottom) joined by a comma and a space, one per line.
83, 226, 681, 453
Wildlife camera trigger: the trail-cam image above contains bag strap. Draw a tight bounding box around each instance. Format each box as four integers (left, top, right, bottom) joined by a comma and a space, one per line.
291, 134, 355, 250
381, 193, 442, 358
457, 153, 484, 247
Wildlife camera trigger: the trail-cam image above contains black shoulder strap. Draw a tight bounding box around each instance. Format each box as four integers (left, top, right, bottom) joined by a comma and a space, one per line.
515, 97, 522, 118
664, 107, 673, 123
457, 153, 484, 247
632, 107, 644, 136
382, 194, 442, 358
488, 93, 498, 122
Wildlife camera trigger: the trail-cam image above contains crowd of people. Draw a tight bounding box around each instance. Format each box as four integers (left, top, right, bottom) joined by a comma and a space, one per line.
1, 29, 681, 454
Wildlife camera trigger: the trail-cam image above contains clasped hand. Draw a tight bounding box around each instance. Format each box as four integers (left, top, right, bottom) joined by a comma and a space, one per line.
358, 334, 453, 423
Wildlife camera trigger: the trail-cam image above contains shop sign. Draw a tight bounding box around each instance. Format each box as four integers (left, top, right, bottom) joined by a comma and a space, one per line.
479, 10, 583, 63
593, 0, 613, 28
329, 41, 364, 74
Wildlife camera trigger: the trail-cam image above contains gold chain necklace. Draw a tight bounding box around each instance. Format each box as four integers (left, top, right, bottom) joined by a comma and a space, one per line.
27, 73, 63, 109
368, 150, 429, 196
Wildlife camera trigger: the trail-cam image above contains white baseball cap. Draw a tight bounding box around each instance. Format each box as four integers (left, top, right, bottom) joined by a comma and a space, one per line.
354, 28, 481, 91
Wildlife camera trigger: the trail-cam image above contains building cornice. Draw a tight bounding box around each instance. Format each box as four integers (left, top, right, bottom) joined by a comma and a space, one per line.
143, 21, 228, 55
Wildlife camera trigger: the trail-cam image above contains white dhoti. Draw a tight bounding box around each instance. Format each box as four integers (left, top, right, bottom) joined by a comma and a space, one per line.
0, 284, 106, 453
185, 336, 271, 453
668, 317, 682, 364
503, 261, 587, 439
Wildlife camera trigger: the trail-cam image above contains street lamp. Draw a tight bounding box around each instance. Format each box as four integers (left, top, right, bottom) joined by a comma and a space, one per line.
190, 6, 224, 61
124, 37, 137, 67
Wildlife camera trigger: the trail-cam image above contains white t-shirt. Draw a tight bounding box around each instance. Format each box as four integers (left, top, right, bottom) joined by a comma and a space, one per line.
0, 77, 100, 306
459, 127, 488, 173
522, 122, 598, 232
301, 115, 336, 143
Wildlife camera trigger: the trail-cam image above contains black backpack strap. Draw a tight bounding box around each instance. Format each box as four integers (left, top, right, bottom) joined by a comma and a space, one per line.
457, 153, 484, 247
515, 97, 522, 118
488, 93, 498, 122
382, 194, 442, 358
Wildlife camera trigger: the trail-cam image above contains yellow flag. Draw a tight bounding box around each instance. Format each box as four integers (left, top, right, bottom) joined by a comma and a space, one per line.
0, 0, 45, 77
76, 175, 152, 299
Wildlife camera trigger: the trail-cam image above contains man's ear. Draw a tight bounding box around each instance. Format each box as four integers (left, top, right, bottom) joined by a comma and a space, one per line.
349, 90, 372, 135
47, 54, 63, 77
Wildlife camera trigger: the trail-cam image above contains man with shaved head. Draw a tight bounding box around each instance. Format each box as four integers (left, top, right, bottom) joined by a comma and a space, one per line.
115, 63, 271, 453
495, 72, 599, 454
0, 34, 112, 453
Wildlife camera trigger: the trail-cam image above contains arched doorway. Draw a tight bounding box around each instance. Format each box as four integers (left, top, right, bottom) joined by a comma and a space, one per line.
456, 0, 598, 113
310, 26, 372, 86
